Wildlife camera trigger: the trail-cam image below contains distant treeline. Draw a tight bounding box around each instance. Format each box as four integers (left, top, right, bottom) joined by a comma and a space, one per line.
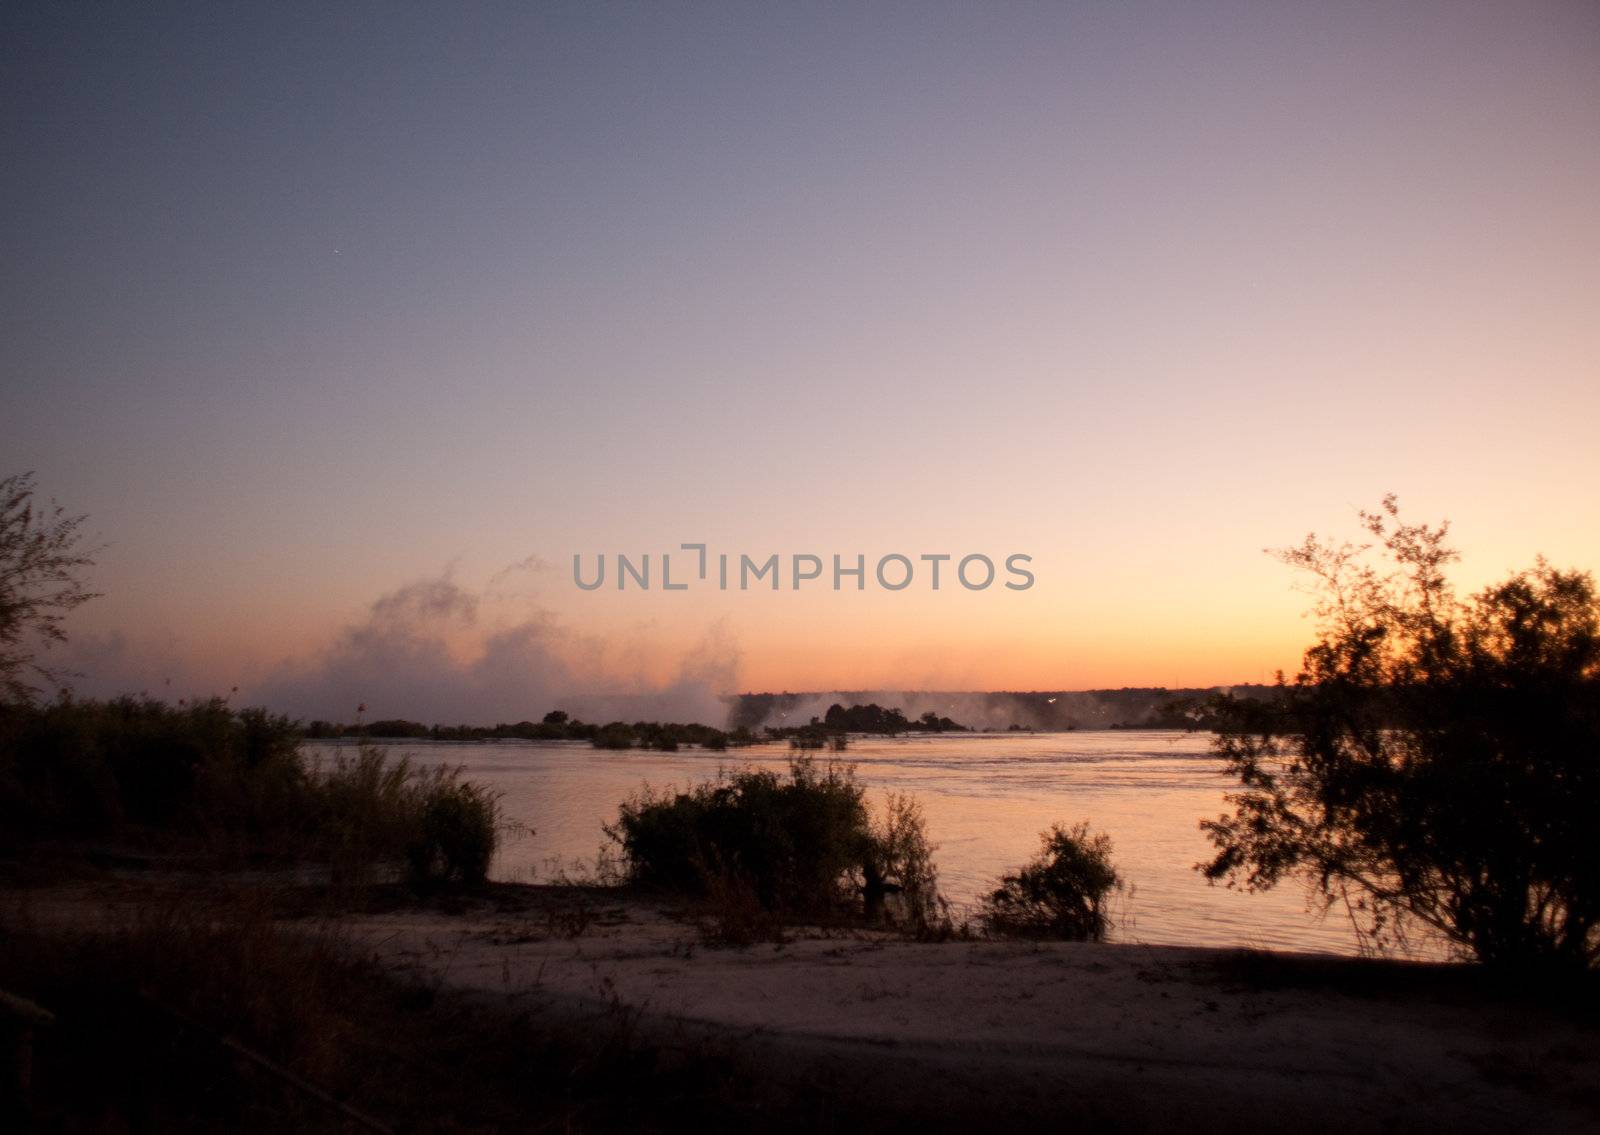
304, 683, 1527, 747
304, 709, 594, 743
303, 701, 969, 751
821, 703, 964, 733
730, 686, 1279, 732
302, 689, 1272, 746
305, 710, 765, 753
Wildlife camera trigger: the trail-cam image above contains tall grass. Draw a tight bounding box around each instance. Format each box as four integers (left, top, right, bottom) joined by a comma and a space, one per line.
0, 897, 794, 1132
0, 696, 499, 888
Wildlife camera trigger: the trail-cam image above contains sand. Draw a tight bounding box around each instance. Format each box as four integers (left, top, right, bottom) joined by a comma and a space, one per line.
342, 889, 1600, 1133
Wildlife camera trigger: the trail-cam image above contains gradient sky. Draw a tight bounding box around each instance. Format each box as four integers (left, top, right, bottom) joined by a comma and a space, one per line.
3, 3, 1598, 717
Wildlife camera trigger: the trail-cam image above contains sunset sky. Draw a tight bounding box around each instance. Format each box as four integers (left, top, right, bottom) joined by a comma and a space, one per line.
4, 3, 1598, 720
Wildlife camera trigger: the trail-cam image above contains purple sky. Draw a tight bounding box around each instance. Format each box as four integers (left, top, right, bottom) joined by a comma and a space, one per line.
4, 3, 1598, 718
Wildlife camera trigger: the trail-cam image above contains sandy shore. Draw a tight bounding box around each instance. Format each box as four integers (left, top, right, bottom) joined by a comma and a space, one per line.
337, 888, 1599, 1133
8, 874, 1597, 1131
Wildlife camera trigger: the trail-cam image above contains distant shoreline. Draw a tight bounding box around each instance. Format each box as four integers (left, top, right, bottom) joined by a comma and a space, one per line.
307, 725, 1204, 743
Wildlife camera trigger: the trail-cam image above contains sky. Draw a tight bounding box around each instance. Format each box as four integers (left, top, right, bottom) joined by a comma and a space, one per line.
3, 2, 1598, 721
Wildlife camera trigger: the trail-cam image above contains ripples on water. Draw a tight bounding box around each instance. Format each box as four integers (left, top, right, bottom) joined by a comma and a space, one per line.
309, 731, 1397, 957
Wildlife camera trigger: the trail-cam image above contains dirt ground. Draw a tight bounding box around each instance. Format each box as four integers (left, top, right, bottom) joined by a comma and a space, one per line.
345, 887, 1600, 1133
9, 875, 1599, 1132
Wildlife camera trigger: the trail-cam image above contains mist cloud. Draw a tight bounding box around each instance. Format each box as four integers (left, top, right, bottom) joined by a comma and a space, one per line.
250, 569, 742, 726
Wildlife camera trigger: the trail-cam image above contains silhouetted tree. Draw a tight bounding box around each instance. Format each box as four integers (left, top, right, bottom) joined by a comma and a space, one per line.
1202, 496, 1600, 971
0, 472, 99, 704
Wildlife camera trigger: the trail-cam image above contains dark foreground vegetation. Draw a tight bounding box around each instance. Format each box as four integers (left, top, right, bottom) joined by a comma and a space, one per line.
0, 889, 862, 1133
979, 822, 1123, 941
607, 758, 948, 941
0, 697, 499, 889
1203, 497, 1600, 973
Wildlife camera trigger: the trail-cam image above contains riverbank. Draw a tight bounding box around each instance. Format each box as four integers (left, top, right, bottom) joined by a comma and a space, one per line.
7, 871, 1597, 1132
350, 887, 1600, 1132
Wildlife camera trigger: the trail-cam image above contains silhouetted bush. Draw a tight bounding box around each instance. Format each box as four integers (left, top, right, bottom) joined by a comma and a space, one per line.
0, 696, 499, 889
980, 822, 1121, 941
696, 864, 790, 946
405, 773, 498, 888
1202, 498, 1600, 971
310, 745, 428, 884
0, 696, 306, 840
606, 758, 941, 925
864, 792, 944, 931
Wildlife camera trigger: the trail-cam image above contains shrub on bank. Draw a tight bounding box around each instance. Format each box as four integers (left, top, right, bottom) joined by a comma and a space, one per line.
312, 744, 500, 887
980, 822, 1122, 941
404, 772, 499, 888
606, 758, 941, 926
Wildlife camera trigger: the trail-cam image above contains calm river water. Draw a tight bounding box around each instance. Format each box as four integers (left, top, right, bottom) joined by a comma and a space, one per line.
312, 731, 1405, 956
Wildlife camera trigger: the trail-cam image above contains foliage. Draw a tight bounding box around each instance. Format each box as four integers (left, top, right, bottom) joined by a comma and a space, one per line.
585, 719, 742, 751
308, 743, 423, 881
864, 791, 944, 931
0, 472, 99, 704
818, 702, 966, 734
786, 723, 846, 751
732, 689, 1278, 733
403, 771, 499, 888
593, 721, 638, 749
0, 695, 499, 889
0, 696, 304, 837
0, 897, 797, 1132
979, 822, 1122, 941
695, 864, 791, 946
302, 711, 762, 750
1201, 496, 1600, 971
304, 712, 602, 742
606, 758, 942, 925
823, 702, 910, 733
